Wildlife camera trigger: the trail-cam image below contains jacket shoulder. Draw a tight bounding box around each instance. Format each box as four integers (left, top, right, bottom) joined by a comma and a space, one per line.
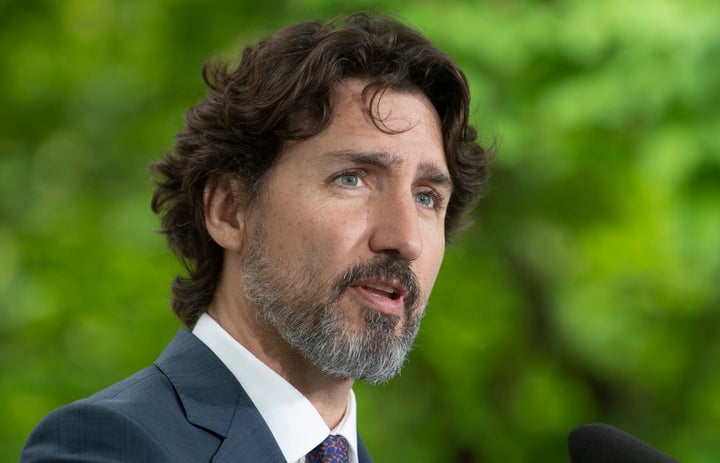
20, 366, 221, 462
20, 388, 173, 462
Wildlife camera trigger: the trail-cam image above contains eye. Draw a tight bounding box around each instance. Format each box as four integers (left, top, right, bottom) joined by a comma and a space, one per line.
333, 171, 365, 188
414, 191, 437, 208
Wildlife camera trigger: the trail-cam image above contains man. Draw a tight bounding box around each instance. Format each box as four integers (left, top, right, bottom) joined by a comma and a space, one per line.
21, 12, 492, 462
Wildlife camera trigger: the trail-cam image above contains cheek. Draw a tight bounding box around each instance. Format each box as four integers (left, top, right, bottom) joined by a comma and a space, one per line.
307, 214, 362, 259
269, 203, 364, 265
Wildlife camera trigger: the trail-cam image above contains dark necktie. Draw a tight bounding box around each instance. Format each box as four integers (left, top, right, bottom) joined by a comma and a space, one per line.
307, 434, 350, 463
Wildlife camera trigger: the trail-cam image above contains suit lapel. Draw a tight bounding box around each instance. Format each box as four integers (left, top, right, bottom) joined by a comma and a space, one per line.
210, 404, 287, 462
154, 329, 285, 462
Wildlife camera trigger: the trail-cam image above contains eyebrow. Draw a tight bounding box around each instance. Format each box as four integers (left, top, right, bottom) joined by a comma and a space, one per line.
328, 150, 453, 192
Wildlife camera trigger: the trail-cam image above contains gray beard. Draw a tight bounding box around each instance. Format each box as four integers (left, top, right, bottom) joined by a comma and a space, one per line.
241, 225, 425, 384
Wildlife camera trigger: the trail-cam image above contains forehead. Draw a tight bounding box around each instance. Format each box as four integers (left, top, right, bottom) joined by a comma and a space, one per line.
276, 80, 448, 183
283, 79, 446, 167
333, 80, 442, 138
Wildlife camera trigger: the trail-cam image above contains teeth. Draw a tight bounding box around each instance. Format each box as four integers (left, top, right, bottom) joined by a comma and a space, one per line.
367, 283, 395, 293
363, 282, 399, 299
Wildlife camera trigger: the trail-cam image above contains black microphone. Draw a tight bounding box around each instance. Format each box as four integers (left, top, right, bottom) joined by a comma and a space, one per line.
568, 423, 680, 462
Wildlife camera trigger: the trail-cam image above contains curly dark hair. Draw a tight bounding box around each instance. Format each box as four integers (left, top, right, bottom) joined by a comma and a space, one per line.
151, 12, 494, 327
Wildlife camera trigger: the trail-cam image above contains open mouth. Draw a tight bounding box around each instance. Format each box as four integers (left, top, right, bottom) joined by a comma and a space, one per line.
361, 282, 402, 300
350, 279, 408, 314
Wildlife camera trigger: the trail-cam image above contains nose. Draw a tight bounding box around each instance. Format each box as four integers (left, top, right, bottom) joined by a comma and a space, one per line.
368, 193, 423, 261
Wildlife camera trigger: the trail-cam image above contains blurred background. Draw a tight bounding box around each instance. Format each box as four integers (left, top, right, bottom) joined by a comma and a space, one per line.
1, 0, 719, 461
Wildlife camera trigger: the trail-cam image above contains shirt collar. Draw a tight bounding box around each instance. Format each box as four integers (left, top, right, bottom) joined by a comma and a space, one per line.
192, 313, 358, 462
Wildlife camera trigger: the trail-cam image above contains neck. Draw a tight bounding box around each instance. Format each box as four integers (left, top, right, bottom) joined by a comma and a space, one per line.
207, 290, 353, 429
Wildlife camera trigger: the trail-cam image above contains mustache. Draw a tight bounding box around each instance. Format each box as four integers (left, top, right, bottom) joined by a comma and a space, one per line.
332, 255, 420, 310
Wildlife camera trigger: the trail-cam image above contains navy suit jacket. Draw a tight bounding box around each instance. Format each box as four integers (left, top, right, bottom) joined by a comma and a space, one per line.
20, 329, 374, 462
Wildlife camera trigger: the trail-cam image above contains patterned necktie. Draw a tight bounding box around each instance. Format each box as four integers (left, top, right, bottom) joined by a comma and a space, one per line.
307, 434, 349, 463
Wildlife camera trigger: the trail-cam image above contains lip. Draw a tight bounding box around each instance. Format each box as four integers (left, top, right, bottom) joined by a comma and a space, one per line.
349, 278, 407, 316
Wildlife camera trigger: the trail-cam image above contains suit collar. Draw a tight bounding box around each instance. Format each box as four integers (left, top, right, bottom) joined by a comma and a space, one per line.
154, 329, 287, 462
154, 329, 243, 437
154, 329, 372, 462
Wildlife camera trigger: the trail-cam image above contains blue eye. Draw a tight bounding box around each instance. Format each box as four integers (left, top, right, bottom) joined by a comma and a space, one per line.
414, 191, 435, 208
335, 173, 361, 187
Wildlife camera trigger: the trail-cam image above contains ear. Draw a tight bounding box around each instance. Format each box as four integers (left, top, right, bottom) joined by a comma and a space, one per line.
203, 174, 246, 253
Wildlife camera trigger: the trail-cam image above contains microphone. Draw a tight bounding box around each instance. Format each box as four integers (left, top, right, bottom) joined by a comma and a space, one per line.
568, 423, 680, 463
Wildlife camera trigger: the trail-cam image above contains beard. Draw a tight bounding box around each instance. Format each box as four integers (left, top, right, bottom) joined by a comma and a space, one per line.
241, 224, 426, 384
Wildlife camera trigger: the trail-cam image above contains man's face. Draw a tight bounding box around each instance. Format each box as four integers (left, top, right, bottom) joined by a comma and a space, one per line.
241, 80, 450, 383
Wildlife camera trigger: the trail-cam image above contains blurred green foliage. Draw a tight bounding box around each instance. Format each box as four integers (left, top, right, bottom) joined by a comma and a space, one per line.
2, 0, 719, 461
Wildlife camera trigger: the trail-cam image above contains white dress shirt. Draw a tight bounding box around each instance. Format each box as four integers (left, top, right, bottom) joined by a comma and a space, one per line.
192, 313, 359, 463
